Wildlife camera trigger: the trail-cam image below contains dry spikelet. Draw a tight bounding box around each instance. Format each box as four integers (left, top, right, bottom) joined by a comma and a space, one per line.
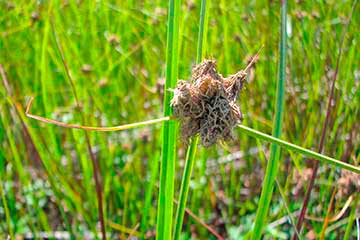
171, 59, 247, 147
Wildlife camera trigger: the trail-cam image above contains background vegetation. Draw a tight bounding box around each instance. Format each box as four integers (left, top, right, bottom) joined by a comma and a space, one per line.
0, 0, 359, 239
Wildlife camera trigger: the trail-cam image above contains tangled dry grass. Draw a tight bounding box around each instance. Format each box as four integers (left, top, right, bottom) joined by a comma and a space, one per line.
171, 59, 247, 147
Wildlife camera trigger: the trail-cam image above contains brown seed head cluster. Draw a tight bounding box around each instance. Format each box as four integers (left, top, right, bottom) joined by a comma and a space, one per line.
336, 169, 360, 198
171, 59, 247, 147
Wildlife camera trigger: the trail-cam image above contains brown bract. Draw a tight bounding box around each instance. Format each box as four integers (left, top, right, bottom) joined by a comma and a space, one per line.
171, 59, 247, 147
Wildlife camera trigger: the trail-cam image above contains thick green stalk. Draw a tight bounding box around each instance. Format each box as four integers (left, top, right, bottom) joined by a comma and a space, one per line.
252, 1, 287, 239
156, 1, 181, 240
173, 1, 208, 239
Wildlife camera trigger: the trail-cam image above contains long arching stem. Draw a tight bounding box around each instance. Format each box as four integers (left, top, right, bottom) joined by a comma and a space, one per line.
26, 110, 360, 174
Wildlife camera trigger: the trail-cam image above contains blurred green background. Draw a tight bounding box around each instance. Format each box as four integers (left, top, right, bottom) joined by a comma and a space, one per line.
0, 0, 359, 239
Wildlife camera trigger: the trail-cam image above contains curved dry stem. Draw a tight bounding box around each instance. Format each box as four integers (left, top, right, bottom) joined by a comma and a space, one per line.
173, 199, 224, 240
305, 194, 354, 223
25, 97, 360, 174
25, 97, 171, 132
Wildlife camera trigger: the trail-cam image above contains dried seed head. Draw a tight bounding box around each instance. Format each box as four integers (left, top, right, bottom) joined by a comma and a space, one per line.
336, 169, 360, 199
192, 59, 222, 82
224, 70, 247, 101
81, 64, 92, 74
31, 11, 40, 22
171, 59, 247, 147
108, 34, 120, 45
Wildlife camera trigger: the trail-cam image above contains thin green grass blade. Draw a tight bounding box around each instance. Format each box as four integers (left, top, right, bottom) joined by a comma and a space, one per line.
237, 125, 360, 174
344, 194, 359, 240
39, 1, 61, 162
220, 0, 229, 74
252, 1, 287, 239
196, 0, 208, 64
156, 1, 181, 240
275, 179, 301, 239
5, 100, 80, 233
173, 1, 208, 239
173, 136, 199, 240
51, 24, 107, 239
293, 2, 358, 237
141, 151, 160, 235
0, 176, 14, 240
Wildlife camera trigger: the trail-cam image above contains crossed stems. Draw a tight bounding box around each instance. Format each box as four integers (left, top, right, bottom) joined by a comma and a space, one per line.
25, 98, 360, 174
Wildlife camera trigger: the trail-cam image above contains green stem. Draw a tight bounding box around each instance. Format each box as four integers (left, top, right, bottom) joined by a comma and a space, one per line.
196, 0, 208, 64
0, 179, 14, 240
156, 1, 181, 240
237, 125, 359, 174
252, 1, 287, 239
27, 112, 360, 174
344, 194, 359, 239
173, 1, 208, 239
173, 137, 199, 240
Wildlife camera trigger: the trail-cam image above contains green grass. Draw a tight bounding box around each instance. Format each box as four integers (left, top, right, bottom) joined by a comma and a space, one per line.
252, 1, 287, 239
173, 1, 208, 239
237, 125, 359, 174
156, 0, 180, 240
344, 193, 359, 240
0, 174, 14, 240
0, 0, 359, 239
